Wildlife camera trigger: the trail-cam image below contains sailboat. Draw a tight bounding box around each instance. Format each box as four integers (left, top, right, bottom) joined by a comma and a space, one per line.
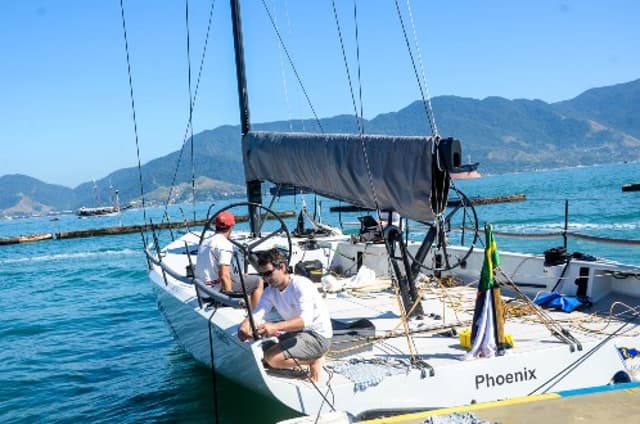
76, 182, 125, 217
450, 157, 481, 180
142, 1, 640, 420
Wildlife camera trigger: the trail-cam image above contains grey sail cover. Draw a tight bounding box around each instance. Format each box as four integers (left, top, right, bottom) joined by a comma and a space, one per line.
243, 131, 439, 222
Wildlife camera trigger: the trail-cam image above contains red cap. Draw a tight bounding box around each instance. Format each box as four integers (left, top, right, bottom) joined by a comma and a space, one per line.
215, 211, 236, 229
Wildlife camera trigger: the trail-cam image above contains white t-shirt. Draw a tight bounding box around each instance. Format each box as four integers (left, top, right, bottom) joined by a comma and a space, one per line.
195, 233, 241, 282
253, 275, 333, 339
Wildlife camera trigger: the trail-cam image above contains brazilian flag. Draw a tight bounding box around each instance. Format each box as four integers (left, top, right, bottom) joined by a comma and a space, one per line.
468, 224, 508, 357
478, 223, 501, 292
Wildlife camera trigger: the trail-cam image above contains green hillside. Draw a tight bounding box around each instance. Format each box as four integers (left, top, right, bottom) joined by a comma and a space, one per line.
2, 79, 639, 216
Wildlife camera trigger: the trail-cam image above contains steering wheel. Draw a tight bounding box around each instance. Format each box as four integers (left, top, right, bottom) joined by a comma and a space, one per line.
199, 201, 292, 269
406, 186, 480, 272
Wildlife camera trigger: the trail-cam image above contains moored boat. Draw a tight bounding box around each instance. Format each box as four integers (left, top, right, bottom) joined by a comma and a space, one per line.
451, 162, 481, 180
76, 206, 119, 217
138, 1, 640, 421
622, 183, 640, 192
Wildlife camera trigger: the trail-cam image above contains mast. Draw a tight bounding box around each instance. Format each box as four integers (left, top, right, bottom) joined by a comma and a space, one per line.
230, 0, 262, 235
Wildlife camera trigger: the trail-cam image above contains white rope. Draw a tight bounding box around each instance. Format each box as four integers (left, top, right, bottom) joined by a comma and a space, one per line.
405, 0, 438, 136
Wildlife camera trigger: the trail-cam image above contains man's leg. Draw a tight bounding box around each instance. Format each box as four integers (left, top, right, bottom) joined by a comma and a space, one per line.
262, 332, 328, 382
231, 274, 263, 309
309, 356, 325, 382
263, 346, 324, 381
249, 278, 263, 309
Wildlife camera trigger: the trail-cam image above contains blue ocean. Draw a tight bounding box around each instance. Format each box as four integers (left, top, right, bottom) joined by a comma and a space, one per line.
1, 163, 639, 423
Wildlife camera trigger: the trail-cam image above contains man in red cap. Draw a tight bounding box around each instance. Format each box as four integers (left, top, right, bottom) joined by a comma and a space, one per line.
195, 210, 263, 307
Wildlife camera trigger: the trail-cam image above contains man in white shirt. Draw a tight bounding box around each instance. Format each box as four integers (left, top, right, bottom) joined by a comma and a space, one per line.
238, 248, 332, 382
194, 210, 263, 308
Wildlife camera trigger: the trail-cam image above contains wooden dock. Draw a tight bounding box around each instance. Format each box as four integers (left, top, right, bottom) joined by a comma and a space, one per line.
0, 233, 54, 246
449, 193, 526, 207
0, 211, 295, 246
358, 382, 640, 424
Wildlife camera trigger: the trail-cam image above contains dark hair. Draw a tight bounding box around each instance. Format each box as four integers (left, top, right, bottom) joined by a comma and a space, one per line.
257, 248, 288, 269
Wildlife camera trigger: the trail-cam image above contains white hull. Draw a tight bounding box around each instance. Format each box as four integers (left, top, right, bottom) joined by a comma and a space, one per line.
148, 231, 640, 418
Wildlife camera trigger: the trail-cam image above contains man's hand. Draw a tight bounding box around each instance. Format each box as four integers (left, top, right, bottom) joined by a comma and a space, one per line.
257, 322, 279, 337
237, 319, 254, 341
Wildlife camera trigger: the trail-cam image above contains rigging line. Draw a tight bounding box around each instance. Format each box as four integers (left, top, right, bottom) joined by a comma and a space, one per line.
404, 0, 438, 136
185, 0, 197, 221
279, 346, 337, 412
161, 0, 217, 222
338, 1, 420, 358
393, 0, 437, 137
119, 0, 148, 240
317, 368, 336, 421
271, 0, 294, 131
206, 307, 221, 423
566, 232, 640, 246
260, 0, 324, 133
461, 226, 640, 246
497, 269, 578, 346
353, 0, 365, 132
530, 313, 640, 395
330, 0, 363, 134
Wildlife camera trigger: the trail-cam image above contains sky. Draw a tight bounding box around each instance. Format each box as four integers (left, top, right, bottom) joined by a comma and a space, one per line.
1, 0, 638, 188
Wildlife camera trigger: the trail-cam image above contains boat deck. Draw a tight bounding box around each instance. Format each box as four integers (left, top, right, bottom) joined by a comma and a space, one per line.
263, 280, 640, 400
321, 282, 636, 365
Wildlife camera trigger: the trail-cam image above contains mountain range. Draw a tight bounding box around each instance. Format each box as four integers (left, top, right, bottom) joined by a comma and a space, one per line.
1, 78, 639, 217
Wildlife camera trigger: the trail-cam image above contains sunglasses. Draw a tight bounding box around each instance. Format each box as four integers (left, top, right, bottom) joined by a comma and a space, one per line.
259, 269, 275, 278
258, 263, 282, 278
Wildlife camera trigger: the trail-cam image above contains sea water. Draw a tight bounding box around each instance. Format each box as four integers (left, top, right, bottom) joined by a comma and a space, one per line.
1, 163, 639, 423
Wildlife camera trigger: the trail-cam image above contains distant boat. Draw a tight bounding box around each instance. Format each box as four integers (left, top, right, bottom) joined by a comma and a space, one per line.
451, 161, 481, 179
622, 183, 640, 192
268, 184, 308, 197
76, 203, 133, 217
76, 206, 120, 217
76, 183, 127, 217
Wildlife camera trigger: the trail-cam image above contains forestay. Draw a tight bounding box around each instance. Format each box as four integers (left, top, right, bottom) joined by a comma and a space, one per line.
243, 131, 452, 222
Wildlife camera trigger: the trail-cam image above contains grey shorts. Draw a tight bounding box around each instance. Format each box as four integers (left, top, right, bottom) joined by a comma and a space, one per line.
264, 331, 331, 361
229, 274, 261, 294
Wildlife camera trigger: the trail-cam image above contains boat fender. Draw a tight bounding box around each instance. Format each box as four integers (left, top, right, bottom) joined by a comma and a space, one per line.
571, 251, 596, 261
294, 259, 324, 282
611, 370, 631, 384
544, 246, 568, 266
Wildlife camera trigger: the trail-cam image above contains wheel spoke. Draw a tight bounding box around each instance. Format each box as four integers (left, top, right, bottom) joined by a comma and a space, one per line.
247, 226, 286, 251
403, 187, 479, 272
200, 202, 292, 268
